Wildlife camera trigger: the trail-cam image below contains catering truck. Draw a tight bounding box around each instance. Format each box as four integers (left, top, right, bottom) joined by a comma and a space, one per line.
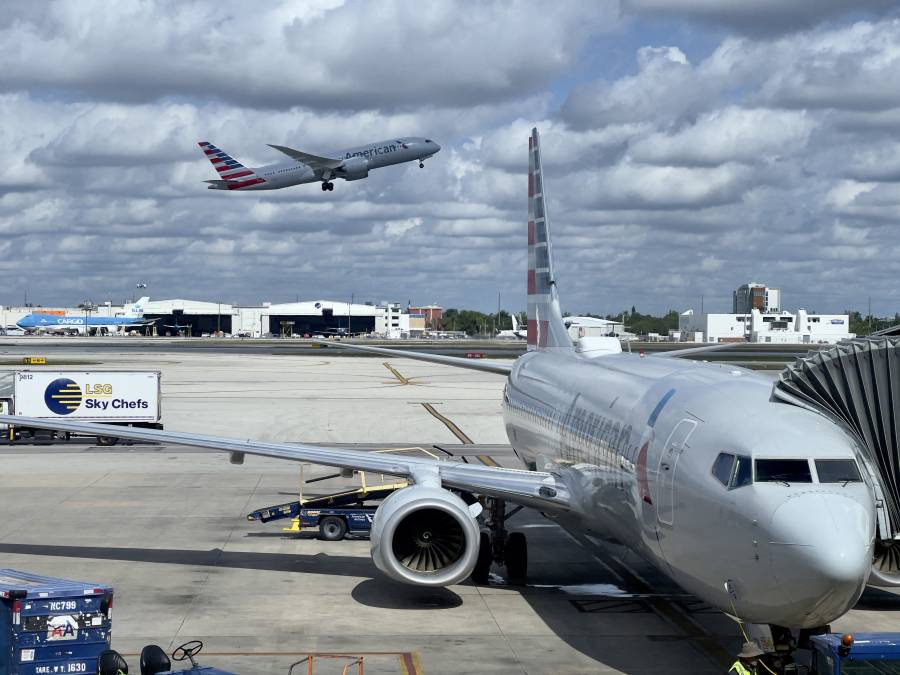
0, 371, 162, 445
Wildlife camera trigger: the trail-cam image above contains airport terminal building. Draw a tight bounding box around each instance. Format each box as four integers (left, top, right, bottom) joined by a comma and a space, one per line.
679, 308, 853, 344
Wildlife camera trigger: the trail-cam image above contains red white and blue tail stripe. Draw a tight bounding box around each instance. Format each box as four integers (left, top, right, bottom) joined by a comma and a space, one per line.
526, 128, 573, 353
198, 141, 266, 190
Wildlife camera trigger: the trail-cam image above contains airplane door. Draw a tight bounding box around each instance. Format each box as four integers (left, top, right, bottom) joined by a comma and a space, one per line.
656, 419, 697, 526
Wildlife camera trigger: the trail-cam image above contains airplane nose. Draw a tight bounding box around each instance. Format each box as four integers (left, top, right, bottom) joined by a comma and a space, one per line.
768, 492, 872, 625
433, 142, 441, 152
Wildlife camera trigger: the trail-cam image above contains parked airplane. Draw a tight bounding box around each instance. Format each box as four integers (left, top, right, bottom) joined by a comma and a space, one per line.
496, 314, 526, 340
199, 137, 440, 192
3, 130, 877, 658
16, 298, 154, 335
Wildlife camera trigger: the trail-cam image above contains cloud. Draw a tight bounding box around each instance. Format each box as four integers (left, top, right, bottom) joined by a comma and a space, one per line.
623, 0, 898, 36
0, 0, 618, 110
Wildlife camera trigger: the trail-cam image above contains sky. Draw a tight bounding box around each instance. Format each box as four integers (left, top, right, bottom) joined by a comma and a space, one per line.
1, 0, 899, 316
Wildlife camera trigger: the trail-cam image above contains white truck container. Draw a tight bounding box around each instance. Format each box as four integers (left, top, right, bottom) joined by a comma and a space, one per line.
0, 370, 162, 444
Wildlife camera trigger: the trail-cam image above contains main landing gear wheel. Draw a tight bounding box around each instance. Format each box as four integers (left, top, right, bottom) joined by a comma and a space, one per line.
319, 515, 347, 541
321, 181, 334, 191
470, 498, 528, 585
504, 531, 527, 583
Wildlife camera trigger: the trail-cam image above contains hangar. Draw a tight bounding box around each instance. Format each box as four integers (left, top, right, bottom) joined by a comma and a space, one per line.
142, 299, 380, 337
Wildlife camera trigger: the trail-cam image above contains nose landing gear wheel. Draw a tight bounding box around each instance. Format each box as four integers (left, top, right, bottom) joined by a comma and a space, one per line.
419, 162, 425, 168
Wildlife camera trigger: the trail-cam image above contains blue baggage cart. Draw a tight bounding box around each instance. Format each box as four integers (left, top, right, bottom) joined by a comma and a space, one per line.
0, 570, 112, 675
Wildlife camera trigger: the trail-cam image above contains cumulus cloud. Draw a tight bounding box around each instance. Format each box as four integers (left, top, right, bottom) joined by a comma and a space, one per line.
623, 0, 897, 36
0, 0, 618, 110
1, 2, 900, 317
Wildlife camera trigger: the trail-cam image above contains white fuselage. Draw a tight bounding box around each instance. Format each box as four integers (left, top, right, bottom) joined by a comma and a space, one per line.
502, 350, 875, 628
246, 138, 439, 190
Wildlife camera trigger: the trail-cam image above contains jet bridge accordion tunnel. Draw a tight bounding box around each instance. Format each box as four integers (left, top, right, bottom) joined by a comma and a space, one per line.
773, 337, 900, 586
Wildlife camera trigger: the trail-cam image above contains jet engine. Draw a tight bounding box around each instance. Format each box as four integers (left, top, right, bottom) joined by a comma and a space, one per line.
370, 485, 481, 586
337, 157, 369, 181
870, 541, 900, 587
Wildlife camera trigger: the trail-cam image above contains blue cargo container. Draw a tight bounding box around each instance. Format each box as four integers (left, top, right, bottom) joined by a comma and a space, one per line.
0, 570, 112, 675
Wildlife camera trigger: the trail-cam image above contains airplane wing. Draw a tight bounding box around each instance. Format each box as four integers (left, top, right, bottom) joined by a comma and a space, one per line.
652, 343, 735, 358
268, 145, 344, 171
318, 340, 513, 375
0, 414, 569, 512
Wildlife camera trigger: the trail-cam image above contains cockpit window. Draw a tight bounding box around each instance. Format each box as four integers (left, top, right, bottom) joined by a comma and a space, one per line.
731, 455, 753, 488
755, 459, 812, 484
712, 453, 734, 486
425, 139, 433, 143
816, 459, 861, 483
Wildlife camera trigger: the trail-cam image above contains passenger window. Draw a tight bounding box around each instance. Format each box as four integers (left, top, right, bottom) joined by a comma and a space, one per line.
731, 455, 753, 489
756, 459, 812, 484
712, 453, 734, 486
816, 459, 861, 483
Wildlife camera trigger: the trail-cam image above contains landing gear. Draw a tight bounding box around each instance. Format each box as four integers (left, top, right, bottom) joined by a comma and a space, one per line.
418, 162, 425, 168
472, 498, 527, 584
321, 181, 334, 191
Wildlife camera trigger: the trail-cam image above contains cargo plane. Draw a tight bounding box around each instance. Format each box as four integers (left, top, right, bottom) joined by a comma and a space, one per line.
199, 137, 440, 192
4, 130, 878, 659
15, 298, 154, 336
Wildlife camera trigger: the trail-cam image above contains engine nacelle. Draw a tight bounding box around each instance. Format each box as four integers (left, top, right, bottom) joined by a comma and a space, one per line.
869, 540, 900, 587
370, 485, 480, 586
338, 156, 369, 181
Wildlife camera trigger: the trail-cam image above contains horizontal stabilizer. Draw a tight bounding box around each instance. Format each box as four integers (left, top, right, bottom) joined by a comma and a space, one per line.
268, 144, 343, 170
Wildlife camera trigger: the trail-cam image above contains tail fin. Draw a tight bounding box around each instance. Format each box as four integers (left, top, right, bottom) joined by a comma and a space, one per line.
198, 142, 265, 189
126, 297, 149, 318
511, 314, 519, 332
527, 128, 572, 352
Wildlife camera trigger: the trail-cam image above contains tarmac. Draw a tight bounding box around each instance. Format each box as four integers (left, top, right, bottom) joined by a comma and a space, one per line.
0, 344, 897, 674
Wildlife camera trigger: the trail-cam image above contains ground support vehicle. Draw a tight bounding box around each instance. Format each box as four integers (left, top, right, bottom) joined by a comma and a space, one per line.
0, 371, 162, 445
807, 632, 900, 674
0, 569, 113, 675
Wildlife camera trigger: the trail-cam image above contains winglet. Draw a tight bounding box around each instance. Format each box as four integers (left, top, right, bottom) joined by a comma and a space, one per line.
527, 128, 573, 353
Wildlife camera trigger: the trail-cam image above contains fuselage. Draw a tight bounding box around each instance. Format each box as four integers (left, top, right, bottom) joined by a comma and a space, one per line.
242, 137, 439, 190
502, 350, 875, 628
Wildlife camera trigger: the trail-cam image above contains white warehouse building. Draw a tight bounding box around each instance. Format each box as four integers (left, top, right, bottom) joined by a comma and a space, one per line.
679, 309, 854, 344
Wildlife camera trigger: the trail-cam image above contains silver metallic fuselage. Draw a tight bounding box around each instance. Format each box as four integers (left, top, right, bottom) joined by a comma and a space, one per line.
502, 350, 875, 628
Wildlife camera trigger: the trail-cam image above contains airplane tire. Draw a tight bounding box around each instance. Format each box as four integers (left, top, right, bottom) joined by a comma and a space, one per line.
505, 532, 527, 584
319, 516, 347, 541
472, 531, 492, 584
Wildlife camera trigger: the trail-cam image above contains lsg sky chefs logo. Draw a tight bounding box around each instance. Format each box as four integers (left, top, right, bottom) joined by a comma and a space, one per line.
44, 378, 83, 414
43, 378, 150, 414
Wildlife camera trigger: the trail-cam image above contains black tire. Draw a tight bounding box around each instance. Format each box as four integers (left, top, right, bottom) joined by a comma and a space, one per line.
319, 516, 347, 541
505, 532, 527, 584
96, 435, 119, 446
472, 531, 492, 584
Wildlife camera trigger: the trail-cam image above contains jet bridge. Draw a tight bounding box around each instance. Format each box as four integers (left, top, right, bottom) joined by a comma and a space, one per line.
773, 337, 900, 585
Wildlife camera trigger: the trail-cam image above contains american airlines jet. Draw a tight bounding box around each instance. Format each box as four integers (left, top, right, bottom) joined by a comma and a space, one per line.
16, 298, 154, 335
4, 130, 877, 660
198, 138, 440, 192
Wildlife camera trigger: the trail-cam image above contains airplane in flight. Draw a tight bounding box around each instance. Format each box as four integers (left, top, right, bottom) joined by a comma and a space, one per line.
4, 130, 878, 659
198, 137, 440, 192
16, 298, 154, 335
496, 314, 526, 340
